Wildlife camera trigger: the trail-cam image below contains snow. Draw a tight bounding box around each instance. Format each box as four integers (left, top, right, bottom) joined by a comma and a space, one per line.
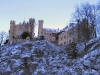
96, 57, 100, 63
20, 53, 31, 58
19, 70, 24, 75
43, 28, 61, 32
86, 36, 100, 45
12, 59, 22, 68
64, 23, 77, 31
83, 60, 91, 66
0, 37, 100, 74
11, 49, 21, 55
6, 65, 11, 72
77, 43, 85, 54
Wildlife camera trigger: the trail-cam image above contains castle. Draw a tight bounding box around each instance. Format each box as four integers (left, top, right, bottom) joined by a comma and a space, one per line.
9, 18, 93, 45
38, 20, 60, 44
9, 18, 35, 43
38, 19, 93, 45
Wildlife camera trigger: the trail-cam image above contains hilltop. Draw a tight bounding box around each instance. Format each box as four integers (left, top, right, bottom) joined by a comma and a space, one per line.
0, 37, 100, 75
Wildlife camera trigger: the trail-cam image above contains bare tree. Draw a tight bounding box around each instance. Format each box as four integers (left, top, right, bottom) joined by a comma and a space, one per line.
72, 3, 98, 38
96, 1, 100, 36
0, 31, 8, 46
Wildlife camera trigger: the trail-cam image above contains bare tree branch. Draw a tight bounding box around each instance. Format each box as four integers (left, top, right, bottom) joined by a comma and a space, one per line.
72, 3, 98, 38
0, 31, 8, 46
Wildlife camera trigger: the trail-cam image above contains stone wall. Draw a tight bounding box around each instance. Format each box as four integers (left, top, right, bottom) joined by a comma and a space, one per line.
9, 18, 35, 42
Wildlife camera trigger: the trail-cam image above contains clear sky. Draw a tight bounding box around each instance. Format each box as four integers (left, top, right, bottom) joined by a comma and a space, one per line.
0, 0, 99, 35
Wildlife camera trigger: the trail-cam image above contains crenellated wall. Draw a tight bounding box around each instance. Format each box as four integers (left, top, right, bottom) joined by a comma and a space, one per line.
9, 18, 35, 42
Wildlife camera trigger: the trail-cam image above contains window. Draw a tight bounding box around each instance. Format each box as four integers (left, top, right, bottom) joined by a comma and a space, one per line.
69, 31, 73, 36
52, 33, 56, 36
61, 38, 63, 40
64, 35, 66, 39
18, 28, 23, 36
73, 38, 75, 41
64, 42, 66, 45
69, 40, 71, 43
50, 33, 52, 36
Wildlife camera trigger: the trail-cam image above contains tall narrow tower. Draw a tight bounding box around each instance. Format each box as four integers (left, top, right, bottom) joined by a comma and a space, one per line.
9, 20, 15, 41
29, 18, 35, 39
38, 20, 43, 36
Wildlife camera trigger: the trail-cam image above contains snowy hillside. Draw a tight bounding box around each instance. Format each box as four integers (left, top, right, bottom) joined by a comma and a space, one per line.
0, 38, 100, 75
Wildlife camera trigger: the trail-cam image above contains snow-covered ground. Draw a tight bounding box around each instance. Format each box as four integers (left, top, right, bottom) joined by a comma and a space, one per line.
0, 38, 100, 75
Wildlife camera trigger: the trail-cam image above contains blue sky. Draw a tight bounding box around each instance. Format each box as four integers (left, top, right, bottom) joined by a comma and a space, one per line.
0, 0, 99, 35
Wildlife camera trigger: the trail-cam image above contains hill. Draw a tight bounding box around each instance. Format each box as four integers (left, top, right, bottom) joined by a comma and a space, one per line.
0, 38, 100, 75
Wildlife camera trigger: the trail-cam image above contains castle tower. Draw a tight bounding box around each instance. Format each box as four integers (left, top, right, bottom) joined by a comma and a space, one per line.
38, 20, 43, 36
29, 18, 35, 39
9, 20, 16, 41
29, 18, 35, 25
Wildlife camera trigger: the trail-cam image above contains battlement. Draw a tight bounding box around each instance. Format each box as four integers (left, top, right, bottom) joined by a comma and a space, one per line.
9, 18, 93, 45
9, 18, 35, 42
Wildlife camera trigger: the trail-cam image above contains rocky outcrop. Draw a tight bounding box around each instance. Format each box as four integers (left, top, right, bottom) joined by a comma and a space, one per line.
0, 38, 100, 75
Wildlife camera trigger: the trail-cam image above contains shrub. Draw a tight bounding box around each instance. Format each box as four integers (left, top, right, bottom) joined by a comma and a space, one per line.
66, 42, 78, 59
21, 32, 31, 39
